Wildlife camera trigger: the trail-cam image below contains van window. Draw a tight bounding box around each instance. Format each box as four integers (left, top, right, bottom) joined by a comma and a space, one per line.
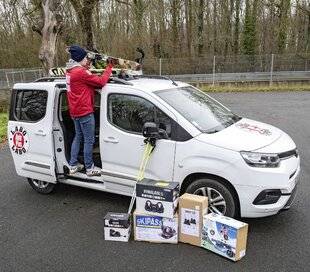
108, 94, 172, 138
156, 86, 241, 133
14, 90, 48, 122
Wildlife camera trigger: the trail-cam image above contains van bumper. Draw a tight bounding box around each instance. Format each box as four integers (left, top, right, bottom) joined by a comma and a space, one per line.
235, 162, 300, 218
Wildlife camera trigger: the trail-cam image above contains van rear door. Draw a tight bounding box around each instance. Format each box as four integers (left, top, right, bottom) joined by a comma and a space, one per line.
7, 83, 57, 182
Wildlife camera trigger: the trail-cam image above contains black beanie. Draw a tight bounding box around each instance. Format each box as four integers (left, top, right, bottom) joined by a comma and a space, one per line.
69, 45, 87, 62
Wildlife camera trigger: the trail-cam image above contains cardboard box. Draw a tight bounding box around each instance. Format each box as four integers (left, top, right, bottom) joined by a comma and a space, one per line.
136, 179, 179, 218
201, 213, 248, 261
104, 212, 131, 242
179, 193, 208, 246
133, 210, 178, 243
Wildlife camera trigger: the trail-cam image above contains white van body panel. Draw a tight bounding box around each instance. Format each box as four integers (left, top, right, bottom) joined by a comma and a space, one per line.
8, 83, 57, 183
195, 118, 283, 152
100, 85, 177, 184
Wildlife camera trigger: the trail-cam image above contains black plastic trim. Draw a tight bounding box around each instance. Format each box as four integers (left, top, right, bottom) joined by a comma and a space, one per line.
64, 174, 104, 184
24, 161, 50, 169
279, 149, 298, 160
253, 189, 282, 205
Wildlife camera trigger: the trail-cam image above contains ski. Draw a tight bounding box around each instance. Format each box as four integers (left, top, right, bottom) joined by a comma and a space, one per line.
49, 48, 144, 77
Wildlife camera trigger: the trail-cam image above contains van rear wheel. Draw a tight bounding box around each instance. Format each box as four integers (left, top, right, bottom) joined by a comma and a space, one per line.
185, 178, 237, 218
27, 178, 56, 194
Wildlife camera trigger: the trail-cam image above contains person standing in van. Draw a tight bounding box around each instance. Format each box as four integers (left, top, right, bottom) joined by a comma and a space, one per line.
66, 45, 114, 176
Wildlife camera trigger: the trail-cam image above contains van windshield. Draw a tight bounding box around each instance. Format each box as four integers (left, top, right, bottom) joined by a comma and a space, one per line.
155, 86, 241, 133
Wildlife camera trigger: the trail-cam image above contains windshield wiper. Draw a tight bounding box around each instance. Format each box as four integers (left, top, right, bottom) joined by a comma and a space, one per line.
231, 115, 242, 121
205, 128, 221, 134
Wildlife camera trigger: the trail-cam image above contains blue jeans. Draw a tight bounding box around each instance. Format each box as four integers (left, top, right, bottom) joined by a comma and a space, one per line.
69, 113, 95, 170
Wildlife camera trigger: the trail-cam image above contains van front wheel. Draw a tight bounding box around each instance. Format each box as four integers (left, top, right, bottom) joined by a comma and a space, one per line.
27, 178, 56, 194
185, 178, 237, 218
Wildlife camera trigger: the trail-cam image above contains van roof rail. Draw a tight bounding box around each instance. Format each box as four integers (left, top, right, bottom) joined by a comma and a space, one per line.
135, 75, 178, 86
34, 76, 134, 86
109, 77, 134, 85
35, 77, 65, 82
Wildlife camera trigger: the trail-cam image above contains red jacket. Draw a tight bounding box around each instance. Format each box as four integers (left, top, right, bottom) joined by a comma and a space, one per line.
66, 65, 113, 117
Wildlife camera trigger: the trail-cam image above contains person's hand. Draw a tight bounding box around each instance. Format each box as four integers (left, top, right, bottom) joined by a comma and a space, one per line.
107, 57, 118, 66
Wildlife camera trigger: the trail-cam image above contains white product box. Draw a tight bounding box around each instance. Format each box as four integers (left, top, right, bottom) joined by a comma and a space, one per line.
201, 213, 248, 261
136, 179, 179, 218
133, 211, 178, 244
104, 212, 131, 242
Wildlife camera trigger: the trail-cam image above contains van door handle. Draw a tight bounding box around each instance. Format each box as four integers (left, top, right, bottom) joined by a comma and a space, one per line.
35, 130, 46, 136
103, 137, 119, 143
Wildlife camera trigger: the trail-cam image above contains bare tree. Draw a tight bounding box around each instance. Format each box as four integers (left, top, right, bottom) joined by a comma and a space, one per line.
68, 0, 99, 49
32, 0, 63, 75
185, 0, 193, 56
197, 0, 205, 56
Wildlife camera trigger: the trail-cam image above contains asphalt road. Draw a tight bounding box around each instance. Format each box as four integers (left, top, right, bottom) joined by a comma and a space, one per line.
1, 91, 309, 272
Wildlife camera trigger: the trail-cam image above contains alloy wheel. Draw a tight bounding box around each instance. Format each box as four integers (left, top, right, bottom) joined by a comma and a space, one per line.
32, 179, 50, 189
193, 187, 227, 215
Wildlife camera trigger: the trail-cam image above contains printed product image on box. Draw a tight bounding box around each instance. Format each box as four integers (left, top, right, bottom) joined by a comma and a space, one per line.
181, 208, 200, 236
134, 211, 178, 243
136, 179, 179, 218
201, 213, 248, 261
178, 193, 208, 247
104, 212, 131, 242
202, 222, 237, 259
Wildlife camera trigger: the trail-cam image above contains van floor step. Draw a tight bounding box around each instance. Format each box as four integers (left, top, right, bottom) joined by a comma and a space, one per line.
64, 172, 104, 184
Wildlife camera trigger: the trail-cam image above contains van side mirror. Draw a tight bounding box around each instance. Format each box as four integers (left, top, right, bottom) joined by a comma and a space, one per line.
142, 122, 159, 138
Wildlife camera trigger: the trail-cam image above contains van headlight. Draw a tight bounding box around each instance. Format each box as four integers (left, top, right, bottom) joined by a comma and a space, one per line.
240, 151, 280, 167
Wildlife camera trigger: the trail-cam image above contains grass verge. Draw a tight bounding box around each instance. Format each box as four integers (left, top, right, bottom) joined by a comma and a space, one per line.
200, 83, 310, 93
0, 112, 8, 143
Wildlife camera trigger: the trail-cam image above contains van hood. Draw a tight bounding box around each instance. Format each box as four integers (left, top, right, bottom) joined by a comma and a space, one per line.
195, 118, 283, 151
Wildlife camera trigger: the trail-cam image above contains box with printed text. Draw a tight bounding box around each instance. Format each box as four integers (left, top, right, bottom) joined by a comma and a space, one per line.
136, 178, 179, 218
178, 193, 208, 247
133, 210, 178, 243
104, 212, 131, 242
201, 213, 248, 261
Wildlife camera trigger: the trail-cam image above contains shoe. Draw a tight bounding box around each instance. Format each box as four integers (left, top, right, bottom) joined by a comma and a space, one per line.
86, 165, 101, 177
69, 163, 84, 175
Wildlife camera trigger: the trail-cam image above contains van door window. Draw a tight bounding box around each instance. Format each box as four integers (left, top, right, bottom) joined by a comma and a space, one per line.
108, 93, 172, 139
13, 90, 48, 122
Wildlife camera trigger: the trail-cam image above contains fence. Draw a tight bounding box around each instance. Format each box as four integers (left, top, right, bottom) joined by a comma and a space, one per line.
143, 54, 310, 75
0, 68, 43, 89
1, 54, 310, 88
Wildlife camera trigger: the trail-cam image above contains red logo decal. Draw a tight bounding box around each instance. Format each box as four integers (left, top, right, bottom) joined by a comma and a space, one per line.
9, 126, 29, 155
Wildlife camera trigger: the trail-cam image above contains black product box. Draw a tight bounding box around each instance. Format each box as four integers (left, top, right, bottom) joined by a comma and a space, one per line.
104, 212, 131, 242
136, 179, 179, 218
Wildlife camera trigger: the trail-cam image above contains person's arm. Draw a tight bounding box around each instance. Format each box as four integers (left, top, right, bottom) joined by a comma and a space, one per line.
81, 64, 113, 88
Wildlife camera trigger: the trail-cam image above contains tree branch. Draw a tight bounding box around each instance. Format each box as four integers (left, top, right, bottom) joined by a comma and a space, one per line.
32, 25, 42, 36
115, 0, 132, 6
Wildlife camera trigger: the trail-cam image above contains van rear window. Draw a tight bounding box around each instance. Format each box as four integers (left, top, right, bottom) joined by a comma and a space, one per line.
13, 90, 48, 122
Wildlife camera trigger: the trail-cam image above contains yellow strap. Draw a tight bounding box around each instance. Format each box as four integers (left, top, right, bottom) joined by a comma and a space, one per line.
136, 142, 154, 181
127, 141, 155, 214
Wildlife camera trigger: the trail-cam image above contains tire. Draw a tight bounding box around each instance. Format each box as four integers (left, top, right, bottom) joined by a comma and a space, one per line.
27, 178, 56, 194
185, 178, 237, 218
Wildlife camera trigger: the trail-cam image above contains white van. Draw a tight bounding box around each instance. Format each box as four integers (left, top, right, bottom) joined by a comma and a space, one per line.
8, 76, 300, 218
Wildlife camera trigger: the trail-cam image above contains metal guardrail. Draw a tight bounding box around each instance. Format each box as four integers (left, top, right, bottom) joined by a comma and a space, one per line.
0, 69, 310, 89
170, 71, 310, 84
